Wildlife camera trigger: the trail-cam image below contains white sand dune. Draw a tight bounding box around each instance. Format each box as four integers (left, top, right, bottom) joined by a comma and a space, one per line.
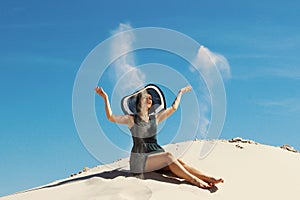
2, 139, 300, 200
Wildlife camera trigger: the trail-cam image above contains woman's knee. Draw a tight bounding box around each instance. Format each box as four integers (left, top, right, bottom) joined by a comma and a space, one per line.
164, 152, 175, 163
178, 159, 186, 166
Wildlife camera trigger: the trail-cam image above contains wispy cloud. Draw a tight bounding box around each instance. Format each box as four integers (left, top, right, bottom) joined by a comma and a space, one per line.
109, 23, 145, 94
264, 67, 300, 80
0, 52, 73, 68
233, 66, 300, 81
254, 98, 300, 115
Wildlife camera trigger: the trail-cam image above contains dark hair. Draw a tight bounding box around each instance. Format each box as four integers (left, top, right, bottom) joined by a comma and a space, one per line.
135, 92, 143, 113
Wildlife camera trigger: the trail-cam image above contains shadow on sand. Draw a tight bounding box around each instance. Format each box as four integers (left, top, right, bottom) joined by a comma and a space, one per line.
24, 168, 218, 193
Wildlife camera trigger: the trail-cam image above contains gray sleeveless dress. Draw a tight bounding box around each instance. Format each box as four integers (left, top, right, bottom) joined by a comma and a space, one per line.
129, 114, 165, 173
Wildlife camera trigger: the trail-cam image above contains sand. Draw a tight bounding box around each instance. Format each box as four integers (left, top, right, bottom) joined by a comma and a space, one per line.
2, 139, 300, 200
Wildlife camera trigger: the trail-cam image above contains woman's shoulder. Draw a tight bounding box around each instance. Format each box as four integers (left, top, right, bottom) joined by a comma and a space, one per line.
127, 114, 135, 128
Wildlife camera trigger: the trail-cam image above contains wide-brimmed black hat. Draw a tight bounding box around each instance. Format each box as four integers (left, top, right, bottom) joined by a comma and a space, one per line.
121, 84, 166, 115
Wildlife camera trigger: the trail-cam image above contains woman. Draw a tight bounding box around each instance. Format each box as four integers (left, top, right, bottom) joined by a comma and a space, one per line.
95, 84, 224, 189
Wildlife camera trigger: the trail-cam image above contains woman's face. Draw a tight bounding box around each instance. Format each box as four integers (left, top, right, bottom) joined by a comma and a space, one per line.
141, 93, 153, 110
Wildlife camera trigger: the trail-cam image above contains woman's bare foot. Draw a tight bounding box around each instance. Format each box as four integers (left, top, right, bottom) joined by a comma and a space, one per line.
205, 177, 224, 186
190, 177, 212, 189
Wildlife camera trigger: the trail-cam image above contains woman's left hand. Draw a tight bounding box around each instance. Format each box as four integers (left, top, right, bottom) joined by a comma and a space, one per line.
179, 85, 192, 94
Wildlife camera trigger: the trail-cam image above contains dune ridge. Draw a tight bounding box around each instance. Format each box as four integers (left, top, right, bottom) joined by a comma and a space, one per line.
2, 138, 300, 200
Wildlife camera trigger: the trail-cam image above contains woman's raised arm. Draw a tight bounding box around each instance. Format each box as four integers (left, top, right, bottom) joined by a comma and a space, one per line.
156, 85, 192, 123
95, 87, 132, 125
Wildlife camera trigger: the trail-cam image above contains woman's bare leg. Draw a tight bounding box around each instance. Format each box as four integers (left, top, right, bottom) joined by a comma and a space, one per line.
144, 152, 211, 189
178, 159, 224, 185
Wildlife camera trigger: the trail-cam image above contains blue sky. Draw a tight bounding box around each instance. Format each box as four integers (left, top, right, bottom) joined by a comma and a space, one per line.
1, 0, 300, 196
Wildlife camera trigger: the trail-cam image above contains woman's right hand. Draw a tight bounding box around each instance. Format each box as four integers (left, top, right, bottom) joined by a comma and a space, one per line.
95, 87, 107, 99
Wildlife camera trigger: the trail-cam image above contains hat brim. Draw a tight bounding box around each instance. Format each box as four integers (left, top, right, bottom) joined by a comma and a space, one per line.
121, 84, 166, 115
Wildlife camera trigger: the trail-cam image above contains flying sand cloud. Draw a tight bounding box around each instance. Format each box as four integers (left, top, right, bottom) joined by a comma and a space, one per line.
110, 23, 145, 94
192, 45, 231, 81
191, 45, 231, 139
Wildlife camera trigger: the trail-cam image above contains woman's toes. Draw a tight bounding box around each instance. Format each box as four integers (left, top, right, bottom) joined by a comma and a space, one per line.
218, 178, 224, 183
